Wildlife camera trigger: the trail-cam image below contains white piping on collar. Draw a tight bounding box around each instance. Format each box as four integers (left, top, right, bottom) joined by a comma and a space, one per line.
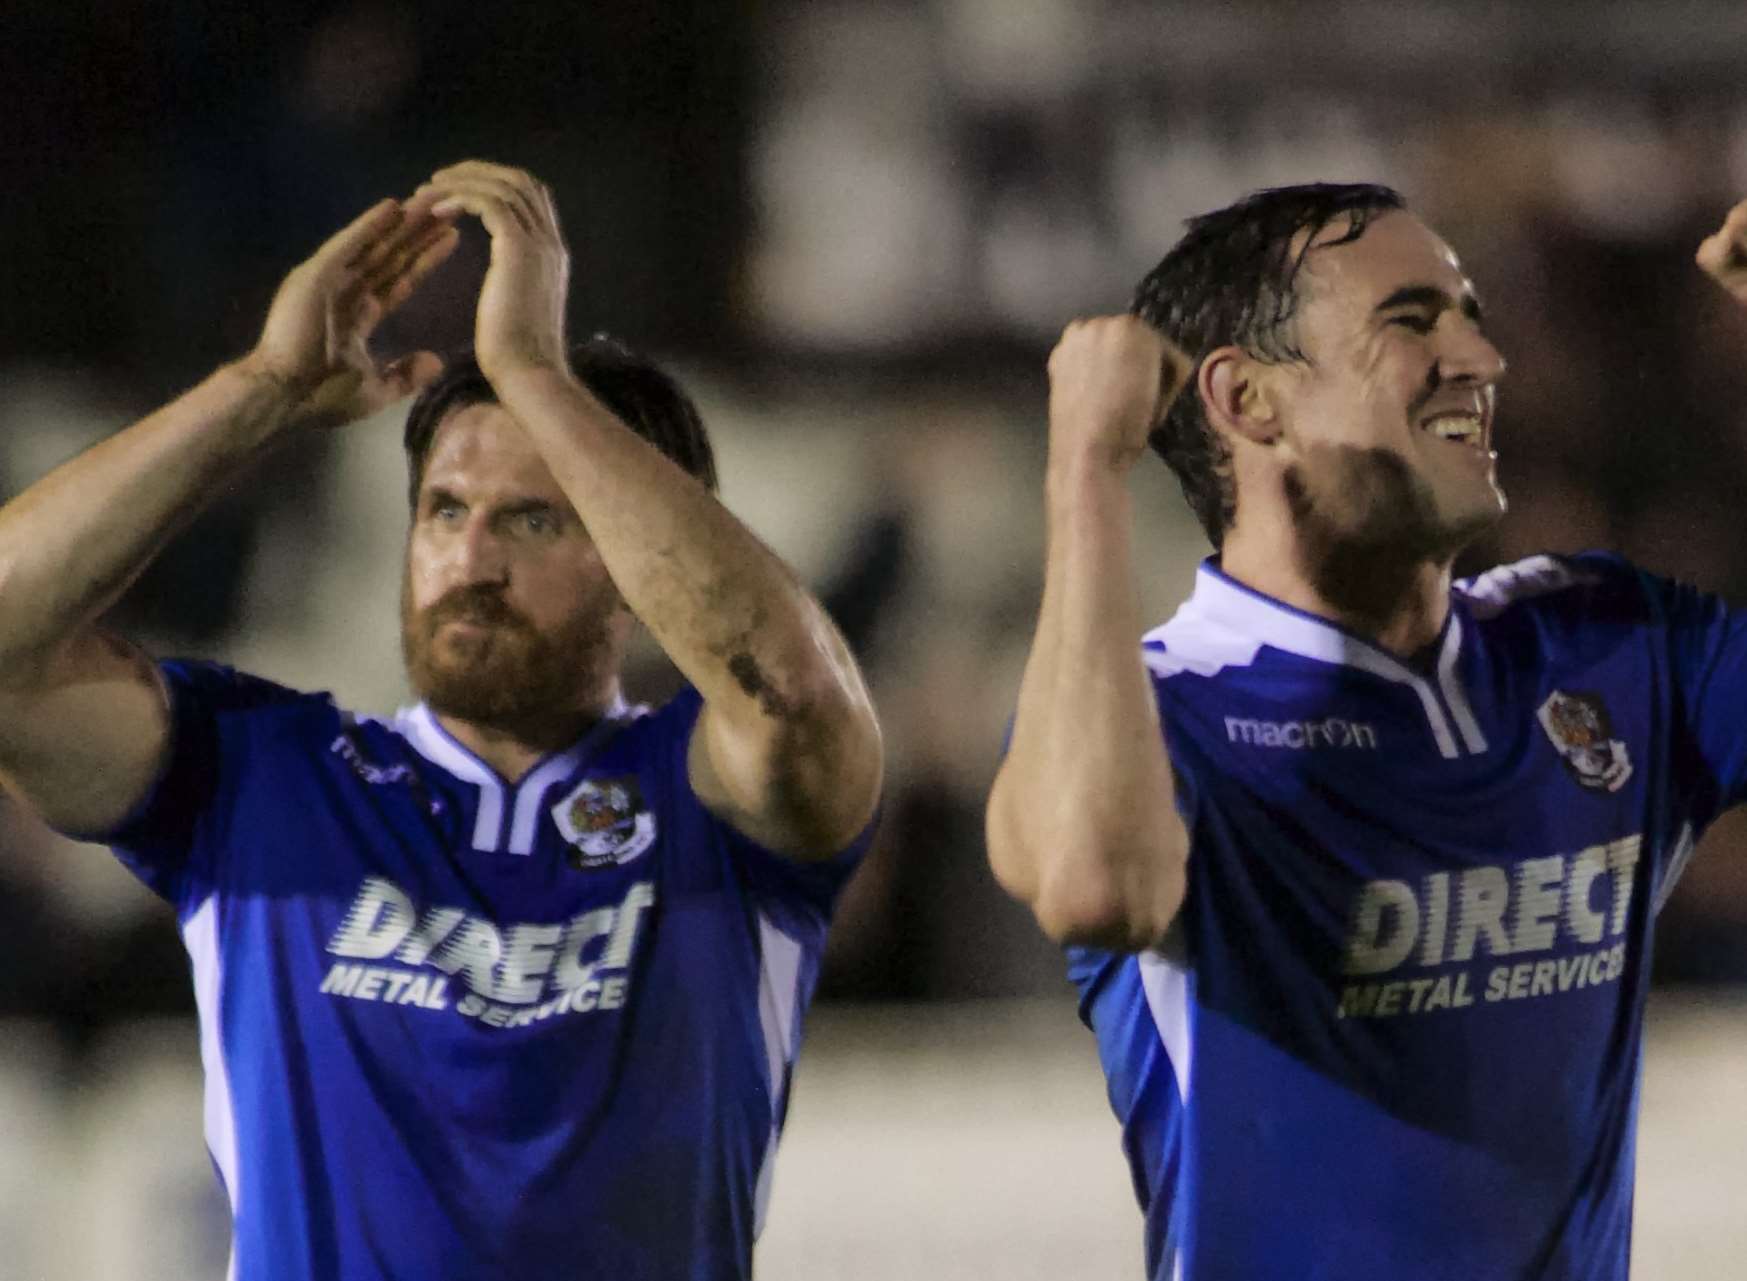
395, 696, 637, 854
1152, 562, 1486, 761
400, 705, 504, 850
506, 697, 635, 855
1436, 618, 1488, 754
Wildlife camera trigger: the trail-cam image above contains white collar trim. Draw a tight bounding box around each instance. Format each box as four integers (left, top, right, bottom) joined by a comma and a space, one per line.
395, 696, 639, 853
1148, 561, 1487, 760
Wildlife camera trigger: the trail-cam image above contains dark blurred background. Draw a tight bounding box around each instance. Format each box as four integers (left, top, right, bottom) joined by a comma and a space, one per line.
5, 1, 1747, 1274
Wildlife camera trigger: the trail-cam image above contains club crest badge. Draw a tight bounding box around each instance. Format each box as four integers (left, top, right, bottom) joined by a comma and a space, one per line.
553, 776, 656, 869
1537, 690, 1632, 794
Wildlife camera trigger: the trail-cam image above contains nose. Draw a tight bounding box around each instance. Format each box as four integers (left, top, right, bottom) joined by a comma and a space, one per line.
454, 514, 511, 586
1440, 319, 1507, 387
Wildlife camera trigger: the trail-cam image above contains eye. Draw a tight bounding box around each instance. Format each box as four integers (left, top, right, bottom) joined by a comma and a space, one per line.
432, 500, 464, 522
1389, 313, 1437, 335
522, 510, 555, 534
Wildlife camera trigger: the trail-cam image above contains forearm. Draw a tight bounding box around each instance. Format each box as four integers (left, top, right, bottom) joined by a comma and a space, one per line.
990, 459, 1187, 948
497, 369, 847, 701
497, 367, 877, 839
0, 360, 295, 679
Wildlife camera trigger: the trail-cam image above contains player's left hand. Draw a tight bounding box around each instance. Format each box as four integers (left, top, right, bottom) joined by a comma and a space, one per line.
1696, 198, 1747, 306
422, 161, 571, 384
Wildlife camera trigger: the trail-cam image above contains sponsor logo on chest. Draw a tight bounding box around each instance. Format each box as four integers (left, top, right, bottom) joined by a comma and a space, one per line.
1334, 834, 1641, 1020
317, 875, 654, 1029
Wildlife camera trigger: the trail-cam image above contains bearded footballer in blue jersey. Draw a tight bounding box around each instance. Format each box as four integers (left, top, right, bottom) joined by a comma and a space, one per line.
988, 183, 1747, 1280
0, 161, 883, 1280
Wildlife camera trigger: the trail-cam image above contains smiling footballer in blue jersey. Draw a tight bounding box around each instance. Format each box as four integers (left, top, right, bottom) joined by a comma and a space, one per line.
0, 162, 882, 1281
988, 183, 1747, 1280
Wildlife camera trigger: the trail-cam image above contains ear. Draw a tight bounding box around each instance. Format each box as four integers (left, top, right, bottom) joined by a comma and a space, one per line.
1199, 345, 1279, 446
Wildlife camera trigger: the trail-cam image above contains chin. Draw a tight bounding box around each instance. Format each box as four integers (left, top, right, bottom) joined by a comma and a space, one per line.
1437, 483, 1508, 553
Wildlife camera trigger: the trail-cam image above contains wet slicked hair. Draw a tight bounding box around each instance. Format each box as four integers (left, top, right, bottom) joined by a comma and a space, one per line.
402, 336, 719, 509
1132, 182, 1405, 546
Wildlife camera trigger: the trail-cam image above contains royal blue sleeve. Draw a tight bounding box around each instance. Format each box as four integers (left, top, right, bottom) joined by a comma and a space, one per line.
654, 686, 874, 946
102, 660, 309, 916
1614, 560, 1747, 826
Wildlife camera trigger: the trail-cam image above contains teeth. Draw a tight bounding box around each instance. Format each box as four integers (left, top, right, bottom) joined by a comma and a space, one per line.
1426, 413, 1482, 443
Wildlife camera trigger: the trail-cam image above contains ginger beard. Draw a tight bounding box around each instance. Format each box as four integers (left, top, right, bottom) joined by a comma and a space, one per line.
400, 575, 616, 726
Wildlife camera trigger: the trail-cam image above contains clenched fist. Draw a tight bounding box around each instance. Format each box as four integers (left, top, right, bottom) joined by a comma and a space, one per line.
1696, 198, 1747, 307
1047, 315, 1191, 472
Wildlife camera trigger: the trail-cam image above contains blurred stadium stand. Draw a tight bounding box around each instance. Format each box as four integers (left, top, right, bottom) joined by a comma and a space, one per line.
5, 0, 1747, 1272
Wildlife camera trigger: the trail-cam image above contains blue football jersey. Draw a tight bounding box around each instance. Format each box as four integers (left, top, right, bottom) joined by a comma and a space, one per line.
101, 661, 869, 1281
1069, 552, 1747, 1281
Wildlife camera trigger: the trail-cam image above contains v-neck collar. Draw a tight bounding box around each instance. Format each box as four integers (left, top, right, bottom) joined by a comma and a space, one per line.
396, 697, 638, 853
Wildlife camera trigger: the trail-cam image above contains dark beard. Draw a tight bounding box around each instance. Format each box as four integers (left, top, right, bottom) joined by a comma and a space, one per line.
1283, 445, 1484, 626
400, 580, 614, 729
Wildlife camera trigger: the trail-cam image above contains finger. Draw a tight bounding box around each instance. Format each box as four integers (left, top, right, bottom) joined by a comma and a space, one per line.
375, 225, 462, 316
426, 186, 530, 243
354, 195, 455, 283
1697, 230, 1745, 276
441, 173, 544, 234
426, 167, 544, 234
1720, 197, 1747, 238
1697, 199, 1747, 272
534, 179, 562, 240
309, 198, 405, 275
361, 217, 459, 299
383, 350, 446, 398
431, 159, 550, 219
351, 291, 385, 340
428, 185, 541, 243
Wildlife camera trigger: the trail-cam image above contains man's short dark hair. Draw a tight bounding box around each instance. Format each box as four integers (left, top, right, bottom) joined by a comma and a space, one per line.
1131, 182, 1405, 547
402, 336, 720, 508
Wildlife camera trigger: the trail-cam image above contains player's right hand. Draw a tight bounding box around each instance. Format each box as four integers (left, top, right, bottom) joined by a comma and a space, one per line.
1046, 315, 1190, 472
241, 194, 459, 428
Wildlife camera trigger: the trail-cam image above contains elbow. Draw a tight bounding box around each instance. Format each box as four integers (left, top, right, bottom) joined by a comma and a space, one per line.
985, 774, 1186, 951
1030, 858, 1184, 951
1030, 874, 1128, 947
727, 668, 884, 856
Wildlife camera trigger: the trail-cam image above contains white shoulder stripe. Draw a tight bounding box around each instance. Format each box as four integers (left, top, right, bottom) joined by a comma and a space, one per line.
1458, 555, 1601, 620
1142, 608, 1266, 680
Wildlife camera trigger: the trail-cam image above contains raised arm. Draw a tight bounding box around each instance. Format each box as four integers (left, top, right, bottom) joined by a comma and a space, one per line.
987, 316, 1192, 951
422, 161, 881, 860
0, 197, 456, 835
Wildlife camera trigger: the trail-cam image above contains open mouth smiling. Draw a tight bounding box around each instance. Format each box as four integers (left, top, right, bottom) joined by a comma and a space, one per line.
1420, 410, 1488, 450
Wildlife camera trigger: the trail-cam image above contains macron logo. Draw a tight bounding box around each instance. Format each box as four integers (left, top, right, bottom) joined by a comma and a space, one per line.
1225, 715, 1378, 751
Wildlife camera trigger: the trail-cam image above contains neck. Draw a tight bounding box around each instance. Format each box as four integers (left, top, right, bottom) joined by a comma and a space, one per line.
434, 682, 622, 785
1220, 522, 1453, 658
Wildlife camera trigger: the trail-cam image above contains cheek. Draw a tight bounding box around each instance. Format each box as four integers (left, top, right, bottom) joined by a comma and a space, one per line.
519, 547, 617, 617
404, 537, 449, 609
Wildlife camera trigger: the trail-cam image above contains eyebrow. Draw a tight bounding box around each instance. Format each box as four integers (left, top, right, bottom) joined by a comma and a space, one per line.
1374, 284, 1486, 324
420, 489, 562, 520
496, 498, 562, 521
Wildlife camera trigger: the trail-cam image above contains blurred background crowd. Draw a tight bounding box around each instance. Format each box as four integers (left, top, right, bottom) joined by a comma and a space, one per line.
5, 0, 1747, 1273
